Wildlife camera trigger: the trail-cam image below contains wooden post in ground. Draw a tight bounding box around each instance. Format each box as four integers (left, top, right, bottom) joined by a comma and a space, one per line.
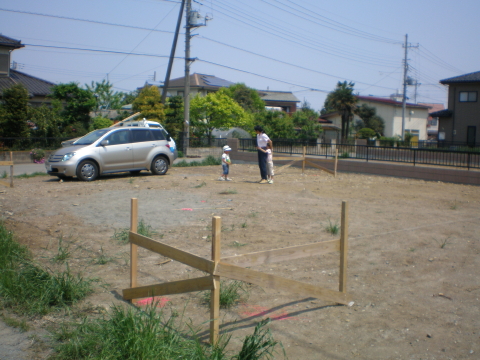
210, 216, 221, 344
334, 149, 338, 178
0, 152, 14, 188
302, 146, 306, 174
130, 198, 138, 304
339, 201, 349, 294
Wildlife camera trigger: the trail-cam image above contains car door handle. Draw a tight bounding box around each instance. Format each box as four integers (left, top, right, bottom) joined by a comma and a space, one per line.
152, 143, 157, 147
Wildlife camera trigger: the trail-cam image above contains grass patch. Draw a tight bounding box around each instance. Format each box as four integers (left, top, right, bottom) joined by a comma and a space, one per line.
450, 199, 457, 210
201, 280, 248, 309
248, 212, 258, 218
15, 172, 49, 179
339, 152, 350, 159
92, 246, 114, 265
325, 219, 339, 235
1, 313, 29, 332
219, 189, 237, 195
229, 240, 247, 248
52, 235, 72, 263
0, 222, 93, 315
194, 181, 207, 188
434, 237, 450, 249
112, 219, 158, 244
50, 302, 279, 360
1, 170, 7, 179
173, 155, 221, 167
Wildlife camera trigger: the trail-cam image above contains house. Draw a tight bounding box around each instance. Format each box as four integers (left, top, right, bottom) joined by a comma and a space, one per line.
430, 71, 480, 145
0, 34, 56, 106
320, 95, 430, 141
317, 113, 341, 142
149, 73, 300, 114
418, 103, 444, 140
256, 90, 300, 114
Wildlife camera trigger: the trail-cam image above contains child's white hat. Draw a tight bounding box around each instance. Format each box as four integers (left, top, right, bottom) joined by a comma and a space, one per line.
223, 145, 231, 151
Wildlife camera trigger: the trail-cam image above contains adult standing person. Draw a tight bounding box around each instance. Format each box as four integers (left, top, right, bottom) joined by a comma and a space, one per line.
254, 125, 272, 184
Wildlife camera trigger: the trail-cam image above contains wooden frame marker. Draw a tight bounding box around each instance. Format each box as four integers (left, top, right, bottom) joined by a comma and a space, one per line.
122, 199, 353, 345
275, 147, 338, 177
0, 152, 14, 188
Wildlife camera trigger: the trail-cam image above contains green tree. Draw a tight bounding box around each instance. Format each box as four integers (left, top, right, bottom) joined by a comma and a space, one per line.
354, 103, 384, 136
132, 86, 165, 124
291, 101, 323, 140
89, 116, 113, 131
252, 110, 296, 139
357, 128, 376, 139
190, 91, 252, 139
221, 84, 265, 113
29, 104, 62, 138
0, 84, 30, 138
50, 82, 96, 129
86, 80, 123, 112
324, 81, 357, 140
164, 95, 184, 139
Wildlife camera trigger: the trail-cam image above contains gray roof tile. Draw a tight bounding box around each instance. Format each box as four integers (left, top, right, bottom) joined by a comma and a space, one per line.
440, 71, 480, 84
0, 70, 55, 97
0, 34, 24, 49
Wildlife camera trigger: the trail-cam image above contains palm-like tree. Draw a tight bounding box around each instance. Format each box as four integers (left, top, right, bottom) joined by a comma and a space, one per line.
324, 81, 357, 140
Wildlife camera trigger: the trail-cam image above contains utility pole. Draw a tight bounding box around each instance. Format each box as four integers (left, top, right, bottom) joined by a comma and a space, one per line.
183, 0, 192, 154
161, 0, 185, 104
401, 34, 419, 140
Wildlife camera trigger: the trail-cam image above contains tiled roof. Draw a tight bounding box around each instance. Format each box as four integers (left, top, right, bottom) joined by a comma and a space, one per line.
0, 70, 55, 97
0, 34, 24, 49
165, 73, 234, 89
356, 95, 430, 109
418, 103, 445, 113
257, 90, 300, 102
429, 109, 453, 117
440, 71, 480, 84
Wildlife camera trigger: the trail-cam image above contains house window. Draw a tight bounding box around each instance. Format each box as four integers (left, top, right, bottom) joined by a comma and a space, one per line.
459, 91, 477, 102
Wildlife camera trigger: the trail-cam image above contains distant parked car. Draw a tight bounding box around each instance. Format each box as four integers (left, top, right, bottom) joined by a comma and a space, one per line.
46, 127, 175, 181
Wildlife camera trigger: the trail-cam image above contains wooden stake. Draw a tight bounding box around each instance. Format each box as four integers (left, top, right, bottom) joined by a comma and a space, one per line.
9, 152, 13, 188
334, 149, 338, 178
302, 146, 306, 174
339, 201, 349, 294
210, 216, 221, 345
130, 198, 138, 304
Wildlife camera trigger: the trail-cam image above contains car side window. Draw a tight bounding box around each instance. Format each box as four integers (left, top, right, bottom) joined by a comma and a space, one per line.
106, 130, 131, 145
132, 129, 154, 143
151, 130, 166, 141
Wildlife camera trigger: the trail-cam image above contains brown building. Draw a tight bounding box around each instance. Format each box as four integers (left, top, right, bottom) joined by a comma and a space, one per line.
0, 34, 56, 106
430, 71, 480, 145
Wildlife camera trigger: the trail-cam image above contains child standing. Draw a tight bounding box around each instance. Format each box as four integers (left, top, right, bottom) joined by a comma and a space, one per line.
219, 145, 232, 181
259, 143, 274, 184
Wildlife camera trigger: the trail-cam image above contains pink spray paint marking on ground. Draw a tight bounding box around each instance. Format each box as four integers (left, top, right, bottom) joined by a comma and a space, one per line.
136, 297, 170, 307
239, 304, 296, 321
181, 208, 193, 211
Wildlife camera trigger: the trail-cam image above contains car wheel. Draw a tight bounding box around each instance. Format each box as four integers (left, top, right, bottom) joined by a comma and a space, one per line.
129, 170, 142, 175
151, 156, 168, 175
76, 160, 98, 181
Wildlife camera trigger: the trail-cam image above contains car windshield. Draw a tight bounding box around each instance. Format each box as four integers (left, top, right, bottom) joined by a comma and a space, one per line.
74, 129, 111, 145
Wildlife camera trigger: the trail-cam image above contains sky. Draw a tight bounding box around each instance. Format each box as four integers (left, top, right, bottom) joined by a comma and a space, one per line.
1, 0, 479, 112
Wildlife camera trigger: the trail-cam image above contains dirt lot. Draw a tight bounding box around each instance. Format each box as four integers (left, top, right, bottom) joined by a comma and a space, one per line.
1, 163, 480, 360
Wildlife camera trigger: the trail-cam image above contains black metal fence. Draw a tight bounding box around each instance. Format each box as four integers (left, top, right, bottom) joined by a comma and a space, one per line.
239, 139, 480, 170
0, 137, 71, 151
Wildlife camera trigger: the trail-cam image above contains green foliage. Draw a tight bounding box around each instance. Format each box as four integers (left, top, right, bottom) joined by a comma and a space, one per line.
190, 91, 252, 139
172, 155, 222, 167
164, 95, 184, 139
325, 219, 339, 235
15, 172, 49, 179
113, 219, 157, 244
324, 81, 357, 140
221, 83, 266, 113
29, 104, 62, 138
132, 85, 166, 123
0, 222, 93, 315
379, 136, 399, 147
50, 82, 96, 129
89, 116, 113, 131
0, 84, 30, 137
291, 101, 323, 140
357, 128, 376, 139
252, 110, 296, 139
51, 302, 279, 360
202, 280, 248, 309
354, 104, 385, 136
30, 148, 46, 163
85, 79, 123, 111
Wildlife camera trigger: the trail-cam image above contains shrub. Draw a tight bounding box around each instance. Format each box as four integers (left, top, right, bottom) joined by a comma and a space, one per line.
30, 148, 46, 163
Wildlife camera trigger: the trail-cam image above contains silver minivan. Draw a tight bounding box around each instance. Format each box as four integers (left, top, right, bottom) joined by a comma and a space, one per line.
46, 127, 176, 181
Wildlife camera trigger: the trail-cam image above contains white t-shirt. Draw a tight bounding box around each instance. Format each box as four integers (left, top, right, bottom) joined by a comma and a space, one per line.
266, 149, 272, 162
222, 153, 230, 164
257, 133, 270, 148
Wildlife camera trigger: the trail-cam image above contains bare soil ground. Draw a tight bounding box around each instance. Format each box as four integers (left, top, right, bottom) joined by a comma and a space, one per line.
1, 163, 480, 360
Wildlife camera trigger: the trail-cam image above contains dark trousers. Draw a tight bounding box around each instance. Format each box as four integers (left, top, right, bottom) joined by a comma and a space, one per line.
257, 149, 268, 180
